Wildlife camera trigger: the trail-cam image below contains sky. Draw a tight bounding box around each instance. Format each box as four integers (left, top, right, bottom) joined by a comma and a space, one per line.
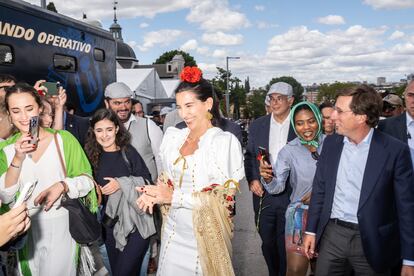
25, 0, 414, 88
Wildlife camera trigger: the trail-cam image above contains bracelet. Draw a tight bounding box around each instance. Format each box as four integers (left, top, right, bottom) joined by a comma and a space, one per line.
60, 181, 68, 193
10, 163, 20, 169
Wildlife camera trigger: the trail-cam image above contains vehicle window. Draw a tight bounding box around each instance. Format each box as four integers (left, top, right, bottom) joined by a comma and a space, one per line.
54, 54, 76, 72
0, 44, 14, 65
94, 48, 105, 62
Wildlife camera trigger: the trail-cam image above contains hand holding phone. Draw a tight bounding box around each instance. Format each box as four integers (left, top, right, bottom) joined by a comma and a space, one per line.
258, 147, 271, 165
29, 116, 39, 146
13, 181, 38, 208
41, 81, 61, 96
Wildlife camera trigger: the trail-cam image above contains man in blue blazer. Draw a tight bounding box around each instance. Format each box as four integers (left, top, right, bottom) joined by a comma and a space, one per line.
303, 85, 414, 275
244, 82, 296, 276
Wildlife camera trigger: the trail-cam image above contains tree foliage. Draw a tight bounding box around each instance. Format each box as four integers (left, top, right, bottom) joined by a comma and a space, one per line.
316, 82, 356, 103
245, 88, 267, 119
267, 76, 304, 105
46, 2, 58, 12
154, 50, 196, 66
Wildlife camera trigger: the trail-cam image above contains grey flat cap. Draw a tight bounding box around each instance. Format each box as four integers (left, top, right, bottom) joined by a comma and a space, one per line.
267, 82, 293, 97
104, 82, 133, 99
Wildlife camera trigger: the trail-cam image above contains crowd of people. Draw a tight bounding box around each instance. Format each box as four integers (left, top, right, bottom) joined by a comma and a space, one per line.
0, 66, 413, 276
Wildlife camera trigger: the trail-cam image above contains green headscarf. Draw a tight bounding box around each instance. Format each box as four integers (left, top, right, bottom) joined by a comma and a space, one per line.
290, 101, 322, 148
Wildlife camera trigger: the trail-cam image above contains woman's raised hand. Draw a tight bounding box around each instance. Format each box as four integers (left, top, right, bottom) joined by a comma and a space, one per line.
14, 133, 35, 161
259, 159, 274, 183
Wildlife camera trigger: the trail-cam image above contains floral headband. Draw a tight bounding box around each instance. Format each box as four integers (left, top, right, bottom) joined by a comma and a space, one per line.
180, 66, 203, 83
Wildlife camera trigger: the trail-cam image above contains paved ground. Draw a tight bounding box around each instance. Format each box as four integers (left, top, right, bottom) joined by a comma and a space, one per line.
232, 179, 267, 276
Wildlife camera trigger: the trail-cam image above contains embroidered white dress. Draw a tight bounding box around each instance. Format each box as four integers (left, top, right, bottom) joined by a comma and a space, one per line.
157, 127, 245, 276
0, 134, 93, 276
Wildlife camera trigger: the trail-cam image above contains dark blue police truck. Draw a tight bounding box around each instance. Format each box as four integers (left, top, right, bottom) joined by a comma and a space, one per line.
0, 0, 116, 116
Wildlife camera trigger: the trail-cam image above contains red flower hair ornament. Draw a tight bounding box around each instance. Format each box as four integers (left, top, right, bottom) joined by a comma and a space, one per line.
180, 66, 203, 83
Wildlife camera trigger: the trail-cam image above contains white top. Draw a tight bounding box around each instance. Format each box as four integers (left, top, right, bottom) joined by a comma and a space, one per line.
0, 134, 93, 219
268, 112, 290, 165
160, 127, 245, 208
125, 114, 163, 173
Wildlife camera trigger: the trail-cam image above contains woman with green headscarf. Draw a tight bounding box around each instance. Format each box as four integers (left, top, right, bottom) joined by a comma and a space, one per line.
259, 101, 324, 276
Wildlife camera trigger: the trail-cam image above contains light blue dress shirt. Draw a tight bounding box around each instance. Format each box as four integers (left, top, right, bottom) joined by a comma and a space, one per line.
406, 112, 414, 166
330, 128, 374, 224
261, 136, 325, 202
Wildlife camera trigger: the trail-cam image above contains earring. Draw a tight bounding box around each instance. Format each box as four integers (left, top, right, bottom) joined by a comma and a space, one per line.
206, 109, 213, 120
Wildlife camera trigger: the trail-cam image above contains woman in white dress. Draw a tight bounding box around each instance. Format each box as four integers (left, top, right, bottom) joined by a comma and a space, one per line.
137, 66, 245, 275
0, 83, 95, 276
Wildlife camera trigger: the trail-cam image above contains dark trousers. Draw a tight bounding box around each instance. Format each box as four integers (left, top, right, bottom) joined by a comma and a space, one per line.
104, 225, 149, 276
253, 190, 290, 276
316, 221, 389, 276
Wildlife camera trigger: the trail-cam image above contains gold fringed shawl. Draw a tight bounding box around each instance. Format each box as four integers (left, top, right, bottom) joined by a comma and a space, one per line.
192, 182, 238, 276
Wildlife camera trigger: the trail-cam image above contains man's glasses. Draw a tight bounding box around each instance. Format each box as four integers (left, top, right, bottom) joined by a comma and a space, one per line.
268, 95, 288, 103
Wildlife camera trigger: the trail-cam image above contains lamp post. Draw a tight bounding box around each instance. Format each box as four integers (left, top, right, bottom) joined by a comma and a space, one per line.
226, 56, 240, 117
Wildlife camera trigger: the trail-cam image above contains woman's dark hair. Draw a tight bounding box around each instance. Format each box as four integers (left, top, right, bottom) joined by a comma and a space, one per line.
293, 104, 313, 122
175, 78, 223, 127
336, 85, 382, 128
4, 83, 42, 111
85, 108, 131, 170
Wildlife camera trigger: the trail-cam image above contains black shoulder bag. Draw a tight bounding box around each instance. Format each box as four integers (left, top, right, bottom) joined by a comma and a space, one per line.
54, 133, 102, 245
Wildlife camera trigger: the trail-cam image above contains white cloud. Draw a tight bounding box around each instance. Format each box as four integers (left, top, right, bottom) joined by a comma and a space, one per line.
139, 23, 149, 29
389, 30, 405, 40
24, 0, 193, 19
255, 5, 265, 11
196, 47, 210, 55
202, 32, 243, 46
257, 21, 279, 29
222, 24, 414, 87
212, 49, 228, 58
180, 39, 198, 51
363, 0, 414, 9
127, 41, 138, 48
138, 29, 183, 51
317, 15, 346, 25
186, 0, 250, 31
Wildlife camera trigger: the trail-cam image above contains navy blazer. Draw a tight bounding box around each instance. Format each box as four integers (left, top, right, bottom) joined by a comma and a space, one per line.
307, 130, 414, 272
377, 113, 408, 143
65, 113, 90, 147
244, 114, 296, 183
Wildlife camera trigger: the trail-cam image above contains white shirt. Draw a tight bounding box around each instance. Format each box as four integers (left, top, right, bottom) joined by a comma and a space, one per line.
268, 112, 290, 165
124, 114, 164, 173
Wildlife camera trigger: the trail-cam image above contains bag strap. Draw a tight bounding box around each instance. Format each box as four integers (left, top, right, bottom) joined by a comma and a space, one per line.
53, 133, 102, 205
54, 133, 67, 178
121, 148, 133, 174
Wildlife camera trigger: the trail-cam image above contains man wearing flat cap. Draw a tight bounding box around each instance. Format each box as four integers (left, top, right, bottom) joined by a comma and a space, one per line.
381, 94, 404, 118
244, 82, 296, 276
104, 82, 163, 182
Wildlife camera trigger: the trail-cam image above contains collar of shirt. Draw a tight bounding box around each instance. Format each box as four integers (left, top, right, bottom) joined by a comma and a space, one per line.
406, 111, 414, 127
124, 113, 136, 129
343, 128, 374, 147
270, 112, 290, 127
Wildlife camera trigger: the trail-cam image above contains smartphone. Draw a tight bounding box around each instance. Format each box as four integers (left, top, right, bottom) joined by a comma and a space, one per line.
29, 116, 39, 145
42, 81, 60, 96
258, 146, 274, 176
13, 181, 38, 208
258, 146, 271, 164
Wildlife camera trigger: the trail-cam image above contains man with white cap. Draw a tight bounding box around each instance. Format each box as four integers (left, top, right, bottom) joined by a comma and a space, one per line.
104, 82, 163, 183
244, 82, 296, 276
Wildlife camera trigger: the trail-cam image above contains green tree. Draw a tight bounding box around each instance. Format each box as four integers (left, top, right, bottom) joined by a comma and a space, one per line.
391, 84, 407, 97
46, 2, 58, 12
316, 82, 355, 103
211, 67, 245, 119
267, 76, 304, 105
154, 50, 196, 66
245, 88, 267, 119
